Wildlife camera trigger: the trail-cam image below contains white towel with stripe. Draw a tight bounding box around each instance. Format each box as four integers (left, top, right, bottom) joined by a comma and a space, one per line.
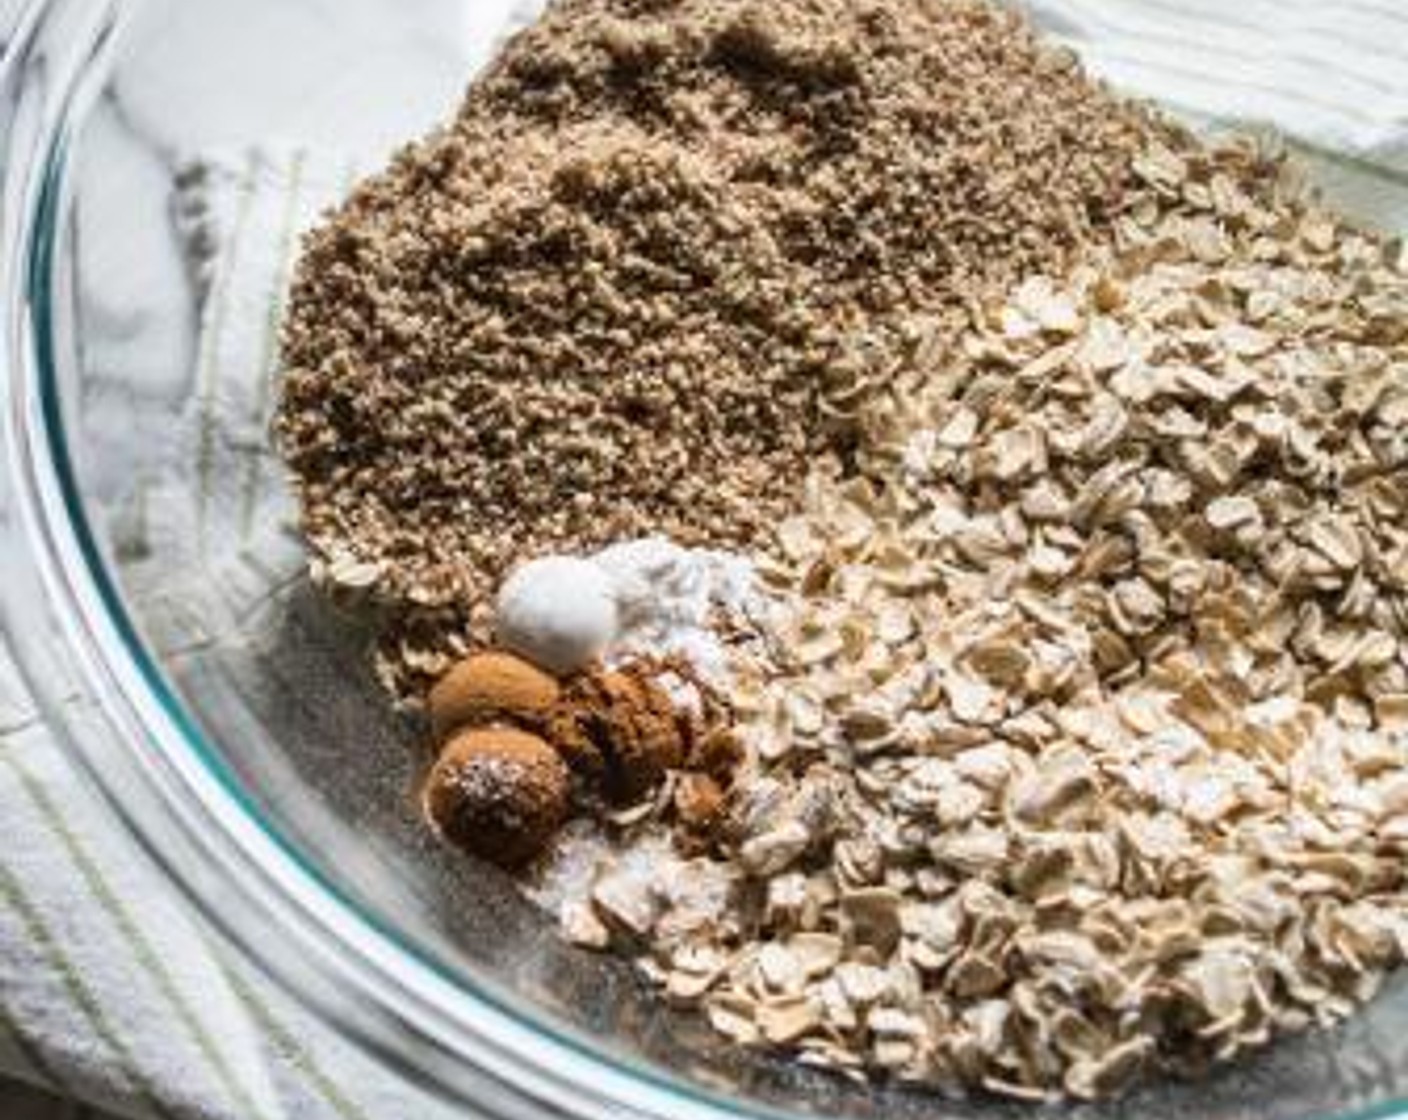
4, 3, 1408, 1118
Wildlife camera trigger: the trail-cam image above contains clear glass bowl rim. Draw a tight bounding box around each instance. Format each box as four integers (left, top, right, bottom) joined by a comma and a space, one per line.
3, 3, 1408, 1120
0, 3, 783, 1117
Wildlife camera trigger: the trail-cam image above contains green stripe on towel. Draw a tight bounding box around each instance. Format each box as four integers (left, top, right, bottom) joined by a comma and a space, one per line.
0, 747, 275, 1120
0, 995, 68, 1097
203, 933, 372, 1120
0, 855, 182, 1120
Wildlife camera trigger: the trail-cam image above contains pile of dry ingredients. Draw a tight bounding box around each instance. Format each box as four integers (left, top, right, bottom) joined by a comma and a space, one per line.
581, 137, 1408, 1099
275, 0, 1408, 1105
277, 0, 1169, 696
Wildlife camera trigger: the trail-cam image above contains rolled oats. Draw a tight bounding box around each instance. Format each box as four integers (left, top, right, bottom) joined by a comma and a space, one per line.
598, 123, 1408, 1102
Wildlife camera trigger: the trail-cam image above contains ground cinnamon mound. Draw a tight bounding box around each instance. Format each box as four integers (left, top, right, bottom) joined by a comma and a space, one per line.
423, 727, 570, 867
279, 0, 1165, 623
427, 650, 562, 739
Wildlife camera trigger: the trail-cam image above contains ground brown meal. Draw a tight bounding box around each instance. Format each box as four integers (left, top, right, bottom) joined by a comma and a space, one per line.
277, 0, 1171, 697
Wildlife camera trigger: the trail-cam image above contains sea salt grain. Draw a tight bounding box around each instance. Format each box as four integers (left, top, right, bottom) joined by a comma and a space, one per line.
496, 555, 620, 675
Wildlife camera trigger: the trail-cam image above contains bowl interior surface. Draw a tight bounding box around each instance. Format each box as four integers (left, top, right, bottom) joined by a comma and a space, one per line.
41, 0, 1408, 1116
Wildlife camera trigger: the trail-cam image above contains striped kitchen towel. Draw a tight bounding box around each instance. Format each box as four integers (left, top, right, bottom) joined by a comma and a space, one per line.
0, 37, 503, 1120
0, 633, 465, 1120
3, 3, 1408, 1119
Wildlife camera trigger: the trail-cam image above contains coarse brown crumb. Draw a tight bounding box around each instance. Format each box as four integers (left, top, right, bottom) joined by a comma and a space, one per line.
673, 771, 727, 831
278, 0, 1172, 695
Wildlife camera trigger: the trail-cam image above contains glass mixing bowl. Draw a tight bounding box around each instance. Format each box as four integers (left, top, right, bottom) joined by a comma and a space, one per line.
4, 1, 1408, 1117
